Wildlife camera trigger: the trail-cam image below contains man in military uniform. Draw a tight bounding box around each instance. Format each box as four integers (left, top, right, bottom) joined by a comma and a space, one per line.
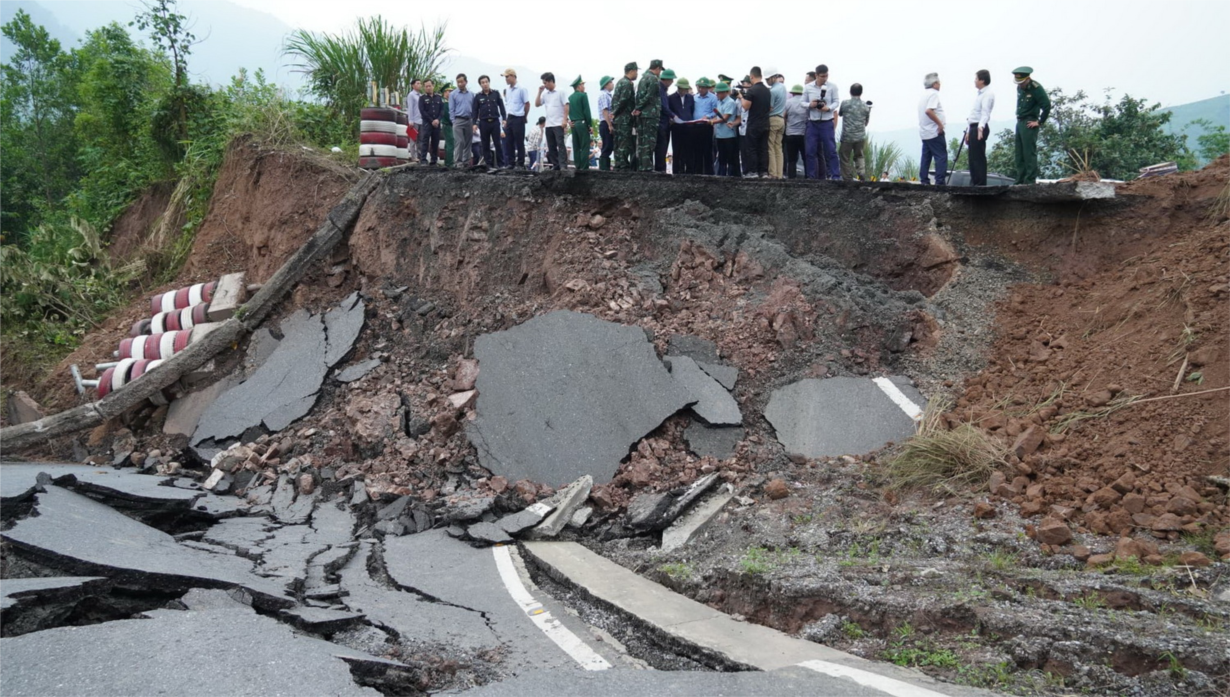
611, 63, 638, 171
1012, 66, 1051, 185
636, 59, 665, 172
568, 76, 592, 170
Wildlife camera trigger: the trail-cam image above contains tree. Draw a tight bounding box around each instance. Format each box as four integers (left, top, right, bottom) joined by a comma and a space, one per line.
948, 135, 968, 171
284, 16, 448, 128
132, 0, 197, 142
986, 88, 1194, 181
1188, 118, 1229, 164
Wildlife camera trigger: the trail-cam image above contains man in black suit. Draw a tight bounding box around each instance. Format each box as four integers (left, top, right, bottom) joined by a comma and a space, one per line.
668, 77, 696, 174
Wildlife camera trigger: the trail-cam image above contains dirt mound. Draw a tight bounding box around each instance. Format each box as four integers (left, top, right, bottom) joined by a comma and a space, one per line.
106, 181, 177, 264
950, 159, 1229, 544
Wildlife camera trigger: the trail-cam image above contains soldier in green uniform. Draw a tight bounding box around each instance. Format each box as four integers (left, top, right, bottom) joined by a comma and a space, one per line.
1012, 66, 1051, 185
635, 59, 665, 171
611, 63, 639, 171
568, 76, 592, 170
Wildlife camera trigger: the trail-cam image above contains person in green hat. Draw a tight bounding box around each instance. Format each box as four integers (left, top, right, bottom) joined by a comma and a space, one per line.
597, 75, 615, 171
635, 59, 664, 171
692, 78, 719, 175
714, 82, 741, 177
1012, 66, 1051, 184
568, 76, 592, 170
784, 83, 808, 178
656, 68, 679, 172
612, 62, 639, 171
667, 77, 695, 174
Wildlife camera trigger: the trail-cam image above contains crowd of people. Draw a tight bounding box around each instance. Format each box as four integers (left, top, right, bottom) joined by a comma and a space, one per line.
400, 63, 1052, 185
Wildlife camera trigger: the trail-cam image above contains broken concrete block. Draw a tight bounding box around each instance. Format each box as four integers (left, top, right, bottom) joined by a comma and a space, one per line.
438, 495, 495, 523
661, 493, 734, 552
467, 311, 691, 485
568, 507, 593, 528
377, 495, 412, 521
5, 390, 44, 425
763, 376, 924, 459
627, 474, 720, 532
466, 521, 513, 545
495, 501, 555, 535
665, 356, 741, 426
374, 519, 407, 536
336, 358, 380, 383
202, 468, 227, 491
164, 378, 236, 437
528, 475, 593, 538
280, 606, 366, 633
206, 272, 247, 322
448, 389, 477, 410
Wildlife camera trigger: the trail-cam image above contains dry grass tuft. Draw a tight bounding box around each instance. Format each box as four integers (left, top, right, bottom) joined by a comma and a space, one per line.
889, 397, 1007, 494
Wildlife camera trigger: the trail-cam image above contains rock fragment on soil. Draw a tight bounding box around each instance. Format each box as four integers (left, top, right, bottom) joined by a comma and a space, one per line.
336, 358, 381, 383
528, 475, 593, 538
467, 311, 691, 485
763, 376, 924, 458
665, 356, 741, 425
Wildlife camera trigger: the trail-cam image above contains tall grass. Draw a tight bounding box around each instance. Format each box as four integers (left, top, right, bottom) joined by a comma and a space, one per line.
865, 136, 904, 182
284, 16, 448, 124
888, 397, 1007, 493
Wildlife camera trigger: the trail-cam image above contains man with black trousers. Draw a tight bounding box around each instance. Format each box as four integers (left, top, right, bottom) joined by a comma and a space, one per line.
964, 69, 995, 186
668, 77, 696, 174
474, 75, 507, 168
417, 80, 444, 165
739, 67, 772, 178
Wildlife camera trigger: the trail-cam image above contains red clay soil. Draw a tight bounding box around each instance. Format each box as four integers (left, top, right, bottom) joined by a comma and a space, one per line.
950, 158, 1229, 545
106, 181, 177, 264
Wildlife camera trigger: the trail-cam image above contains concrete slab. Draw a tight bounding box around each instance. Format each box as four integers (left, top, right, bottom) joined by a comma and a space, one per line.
0, 464, 201, 509
763, 377, 924, 458
661, 493, 734, 552
206, 272, 247, 322
521, 541, 975, 695
280, 606, 366, 633
1, 486, 291, 608
665, 356, 741, 426
0, 603, 387, 697
683, 421, 744, 460
461, 666, 889, 697
467, 311, 691, 486
528, 476, 592, 538
165, 378, 237, 436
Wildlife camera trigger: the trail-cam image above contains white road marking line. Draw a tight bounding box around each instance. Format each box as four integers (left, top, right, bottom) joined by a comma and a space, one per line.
799, 660, 949, 697
492, 545, 611, 671
873, 377, 924, 422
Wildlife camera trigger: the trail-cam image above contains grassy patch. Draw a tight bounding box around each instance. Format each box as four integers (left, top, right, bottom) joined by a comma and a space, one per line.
889, 397, 1007, 493
881, 624, 959, 669
842, 621, 866, 639
1073, 592, 1106, 610
838, 539, 882, 567
983, 549, 1018, 572
739, 547, 775, 575
658, 562, 694, 581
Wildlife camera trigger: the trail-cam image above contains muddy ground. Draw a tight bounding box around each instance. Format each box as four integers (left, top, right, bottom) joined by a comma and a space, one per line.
4, 142, 1227, 696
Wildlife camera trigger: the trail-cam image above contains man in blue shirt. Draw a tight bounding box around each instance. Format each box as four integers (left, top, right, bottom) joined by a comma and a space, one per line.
501, 69, 530, 169
714, 82, 741, 177
692, 78, 719, 175
448, 74, 476, 169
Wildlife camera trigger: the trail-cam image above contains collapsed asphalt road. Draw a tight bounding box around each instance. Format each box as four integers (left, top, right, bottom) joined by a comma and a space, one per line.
0, 464, 989, 697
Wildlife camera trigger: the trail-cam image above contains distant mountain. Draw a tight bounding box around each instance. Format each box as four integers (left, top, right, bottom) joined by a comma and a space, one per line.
1162, 94, 1229, 164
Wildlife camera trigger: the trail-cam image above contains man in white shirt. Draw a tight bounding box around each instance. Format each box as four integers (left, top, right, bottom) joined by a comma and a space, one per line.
502, 69, 531, 169
535, 72, 569, 170
802, 64, 841, 180
917, 72, 947, 185
964, 69, 995, 186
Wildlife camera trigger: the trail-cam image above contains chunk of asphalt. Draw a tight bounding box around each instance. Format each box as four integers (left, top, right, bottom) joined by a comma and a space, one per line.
626, 473, 720, 532
526, 475, 593, 539
683, 421, 744, 460
0, 603, 393, 697
696, 360, 738, 391
763, 376, 924, 458
1, 486, 292, 609
661, 493, 734, 552
466, 521, 513, 545
0, 463, 201, 509
665, 356, 741, 426
496, 501, 555, 534
667, 334, 720, 364
376, 495, 412, 521
336, 357, 381, 383
467, 311, 692, 485
458, 666, 890, 697
0, 576, 109, 612
437, 494, 495, 523
192, 309, 328, 444
280, 606, 366, 633
323, 292, 365, 368
164, 377, 237, 437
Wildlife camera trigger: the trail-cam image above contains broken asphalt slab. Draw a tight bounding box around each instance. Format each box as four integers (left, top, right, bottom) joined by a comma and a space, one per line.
0, 598, 394, 697
683, 421, 743, 460
467, 311, 692, 486
1, 486, 292, 608
458, 666, 892, 697
763, 376, 925, 459
191, 295, 365, 446
665, 356, 741, 425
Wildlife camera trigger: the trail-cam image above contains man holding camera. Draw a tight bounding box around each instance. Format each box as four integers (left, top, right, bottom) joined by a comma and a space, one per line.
803, 64, 840, 180
837, 83, 870, 181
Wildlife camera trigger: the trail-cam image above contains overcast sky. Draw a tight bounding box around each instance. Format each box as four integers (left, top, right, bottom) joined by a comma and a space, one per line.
231, 0, 1229, 132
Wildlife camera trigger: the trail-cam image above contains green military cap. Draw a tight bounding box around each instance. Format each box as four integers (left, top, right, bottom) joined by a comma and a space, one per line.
741, 75, 751, 84
660, 69, 676, 80
1012, 66, 1033, 75
649, 59, 664, 69
600, 75, 613, 88
571, 75, 584, 88
696, 77, 713, 88
790, 84, 804, 94
676, 77, 690, 89
715, 81, 730, 92
717, 73, 733, 82
624, 61, 638, 72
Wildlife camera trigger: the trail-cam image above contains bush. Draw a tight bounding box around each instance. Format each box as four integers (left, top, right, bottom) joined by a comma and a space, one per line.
889, 397, 1007, 493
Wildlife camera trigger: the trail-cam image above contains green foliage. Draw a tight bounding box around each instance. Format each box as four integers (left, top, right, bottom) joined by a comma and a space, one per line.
983, 549, 1018, 572
864, 136, 904, 181
658, 562, 694, 581
841, 621, 865, 639
131, 0, 196, 143
987, 88, 1196, 180
284, 15, 448, 131
739, 546, 776, 575
948, 135, 968, 170
1188, 118, 1229, 163
882, 623, 960, 669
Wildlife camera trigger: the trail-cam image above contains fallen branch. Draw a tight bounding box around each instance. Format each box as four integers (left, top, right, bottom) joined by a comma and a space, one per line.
1171, 354, 1189, 394
1132, 385, 1230, 406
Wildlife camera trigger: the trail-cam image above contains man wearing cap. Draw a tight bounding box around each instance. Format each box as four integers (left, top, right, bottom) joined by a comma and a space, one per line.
668, 77, 696, 174
502, 69, 531, 170
568, 76, 592, 170
713, 82, 741, 177
803, 64, 841, 180
536, 72, 569, 170
612, 63, 639, 171
475, 75, 507, 168
1012, 66, 1051, 185
656, 69, 680, 173
838, 83, 871, 180
598, 76, 616, 171
765, 67, 787, 178
918, 72, 946, 185
636, 60, 665, 172
784, 84, 808, 178
692, 78, 719, 175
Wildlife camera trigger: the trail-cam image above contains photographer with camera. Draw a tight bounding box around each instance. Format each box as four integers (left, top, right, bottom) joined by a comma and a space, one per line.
837, 83, 870, 181
802, 64, 840, 180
